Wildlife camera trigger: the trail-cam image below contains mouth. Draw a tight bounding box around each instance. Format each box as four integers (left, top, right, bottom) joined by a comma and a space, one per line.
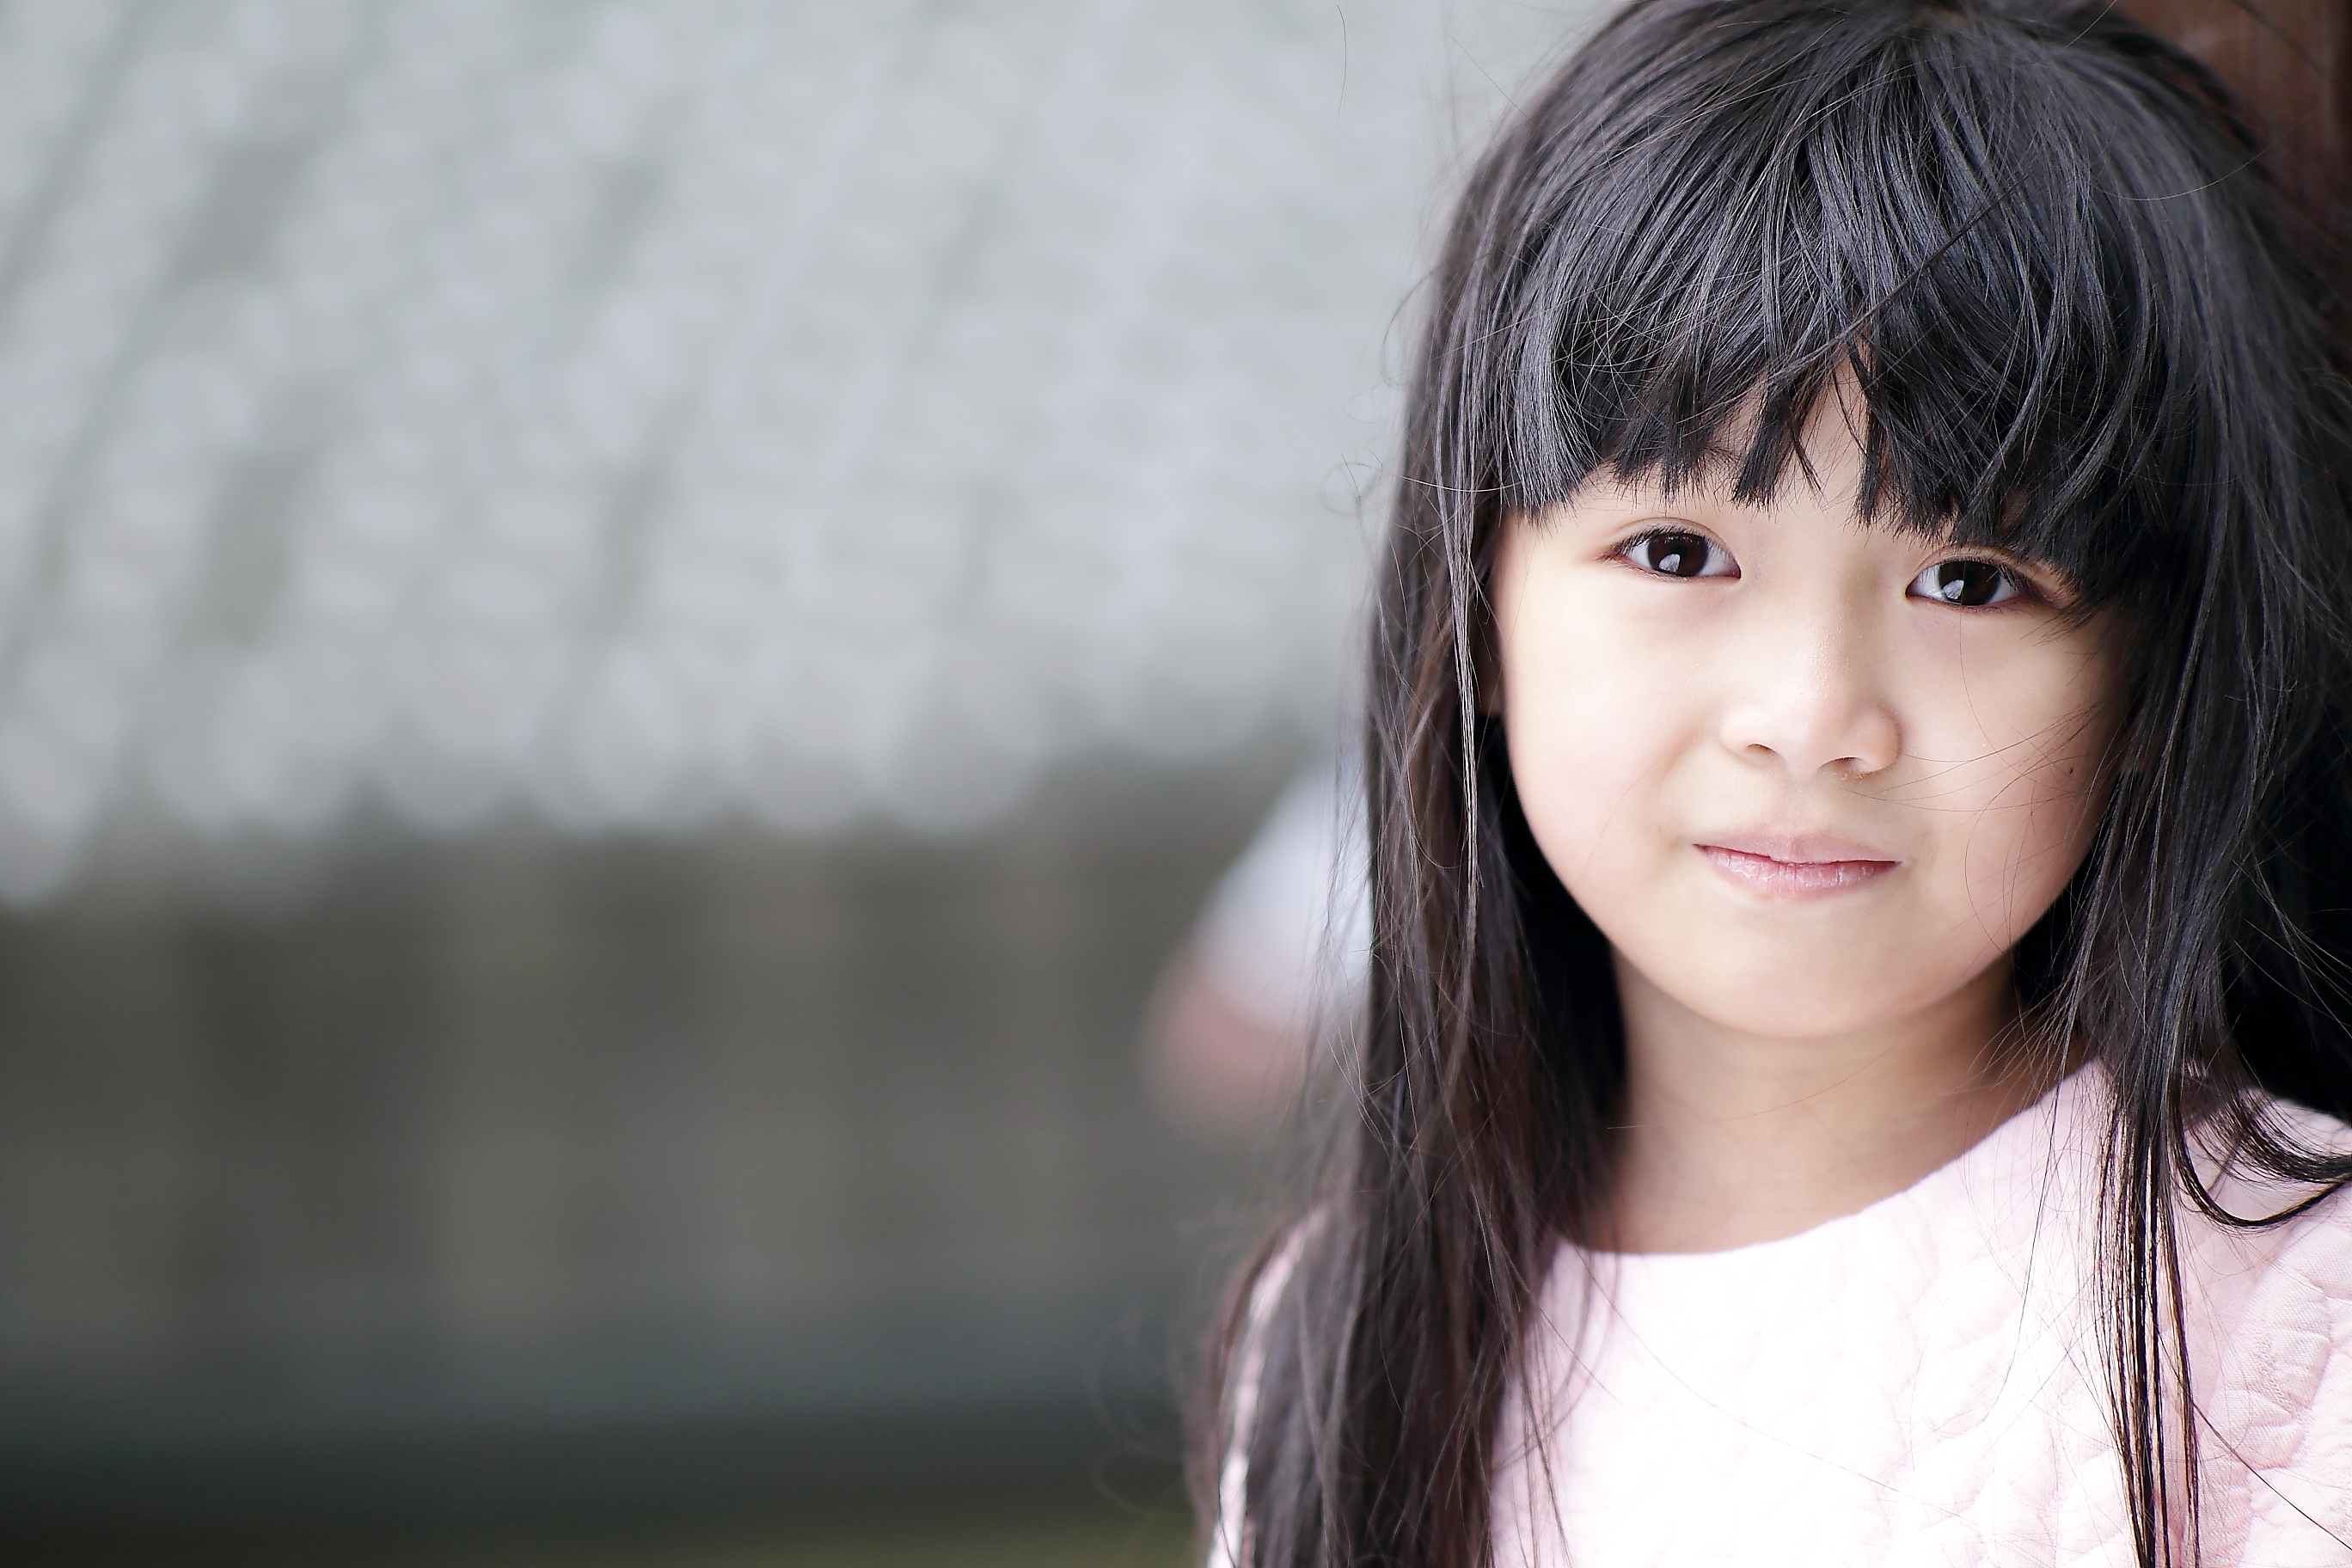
1694, 835, 1899, 900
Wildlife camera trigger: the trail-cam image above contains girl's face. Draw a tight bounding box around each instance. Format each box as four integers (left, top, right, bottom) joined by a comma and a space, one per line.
1491, 416, 2123, 1044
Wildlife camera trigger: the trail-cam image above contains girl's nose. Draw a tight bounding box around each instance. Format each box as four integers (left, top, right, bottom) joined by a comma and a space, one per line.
1716, 620, 1902, 779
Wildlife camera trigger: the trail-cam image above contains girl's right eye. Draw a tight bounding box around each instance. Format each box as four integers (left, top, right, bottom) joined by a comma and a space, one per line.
1622, 530, 1733, 579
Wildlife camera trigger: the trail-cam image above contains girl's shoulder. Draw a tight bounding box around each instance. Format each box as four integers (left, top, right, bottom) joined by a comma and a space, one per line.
2184, 1095, 2352, 1560
2184, 1092, 2352, 1344
1205, 1214, 1320, 1568
2194, 1092, 2352, 1244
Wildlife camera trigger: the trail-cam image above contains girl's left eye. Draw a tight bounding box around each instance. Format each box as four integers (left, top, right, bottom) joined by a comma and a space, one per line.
1623, 530, 1733, 579
1908, 559, 2020, 608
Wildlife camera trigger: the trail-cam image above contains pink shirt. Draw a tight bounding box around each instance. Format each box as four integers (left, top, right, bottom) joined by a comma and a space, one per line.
1220, 1069, 2352, 1565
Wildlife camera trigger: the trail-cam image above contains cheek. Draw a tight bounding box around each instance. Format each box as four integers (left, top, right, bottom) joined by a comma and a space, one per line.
1914, 686, 2114, 948
1846, 626, 2120, 1025
1499, 603, 1694, 903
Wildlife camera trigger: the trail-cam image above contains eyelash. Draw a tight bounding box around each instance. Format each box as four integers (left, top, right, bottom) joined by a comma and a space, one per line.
1614, 528, 2037, 609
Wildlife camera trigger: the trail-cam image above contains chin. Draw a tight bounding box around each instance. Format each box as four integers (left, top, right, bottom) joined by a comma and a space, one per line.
1657, 959, 1943, 1044
1693, 995, 1909, 1043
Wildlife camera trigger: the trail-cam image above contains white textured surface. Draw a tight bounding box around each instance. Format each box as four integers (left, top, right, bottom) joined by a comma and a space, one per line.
1493, 1071, 2352, 1566
0, 0, 1603, 899
1211, 1071, 2352, 1565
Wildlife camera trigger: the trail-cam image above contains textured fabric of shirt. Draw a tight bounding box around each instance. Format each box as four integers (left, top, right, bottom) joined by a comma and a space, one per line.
1213, 1068, 2352, 1566
1491, 1069, 2352, 1565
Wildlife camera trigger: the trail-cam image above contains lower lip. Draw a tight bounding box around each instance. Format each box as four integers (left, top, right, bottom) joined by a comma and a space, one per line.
1698, 846, 1897, 899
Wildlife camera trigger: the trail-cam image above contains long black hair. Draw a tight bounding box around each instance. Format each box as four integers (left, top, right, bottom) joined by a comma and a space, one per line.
1197, 3, 2352, 1565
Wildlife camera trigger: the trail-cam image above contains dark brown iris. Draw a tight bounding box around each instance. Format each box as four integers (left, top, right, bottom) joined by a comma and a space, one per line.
1645, 532, 1709, 578
1926, 560, 2006, 605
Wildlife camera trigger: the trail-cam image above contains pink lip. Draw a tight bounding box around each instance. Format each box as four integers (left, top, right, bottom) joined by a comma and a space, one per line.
1696, 835, 1899, 900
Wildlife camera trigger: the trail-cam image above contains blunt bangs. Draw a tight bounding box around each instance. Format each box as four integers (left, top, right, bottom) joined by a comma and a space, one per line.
1488, 0, 2295, 609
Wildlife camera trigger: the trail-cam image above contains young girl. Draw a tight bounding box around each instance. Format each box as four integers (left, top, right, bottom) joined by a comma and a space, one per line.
1199, 2, 2352, 1564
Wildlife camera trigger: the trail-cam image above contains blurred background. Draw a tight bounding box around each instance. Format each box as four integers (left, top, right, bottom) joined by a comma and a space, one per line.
0, 3, 1600, 1565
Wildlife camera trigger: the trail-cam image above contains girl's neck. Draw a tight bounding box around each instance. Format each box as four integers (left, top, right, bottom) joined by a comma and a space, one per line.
1602, 952, 2055, 1254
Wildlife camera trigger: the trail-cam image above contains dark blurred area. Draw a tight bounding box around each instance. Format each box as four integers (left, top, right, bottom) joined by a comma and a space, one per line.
0, 1, 1586, 1561
3, 757, 1294, 1566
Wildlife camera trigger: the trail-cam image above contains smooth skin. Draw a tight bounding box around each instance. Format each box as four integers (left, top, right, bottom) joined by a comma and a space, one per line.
1492, 407, 2123, 1254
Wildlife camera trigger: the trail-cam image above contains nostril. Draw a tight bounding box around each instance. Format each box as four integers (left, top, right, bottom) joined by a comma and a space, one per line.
1720, 693, 1901, 779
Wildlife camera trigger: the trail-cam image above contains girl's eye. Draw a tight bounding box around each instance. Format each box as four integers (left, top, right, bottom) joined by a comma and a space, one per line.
1625, 530, 1731, 579
1909, 559, 2019, 608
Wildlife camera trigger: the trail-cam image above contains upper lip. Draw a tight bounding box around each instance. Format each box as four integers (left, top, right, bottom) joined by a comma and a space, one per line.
1697, 830, 1899, 865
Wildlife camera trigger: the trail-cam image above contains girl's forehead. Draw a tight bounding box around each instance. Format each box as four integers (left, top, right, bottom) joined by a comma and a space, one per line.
1550, 369, 2055, 564
1575, 393, 1872, 512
